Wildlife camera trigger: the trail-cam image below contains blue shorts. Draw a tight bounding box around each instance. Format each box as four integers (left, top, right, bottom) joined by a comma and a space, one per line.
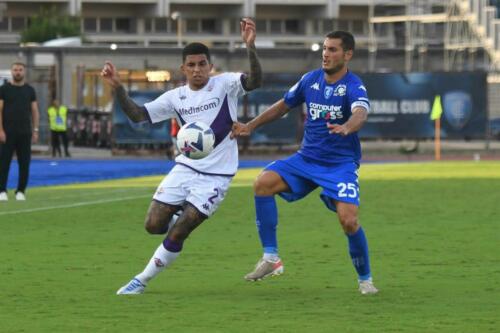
265, 153, 360, 212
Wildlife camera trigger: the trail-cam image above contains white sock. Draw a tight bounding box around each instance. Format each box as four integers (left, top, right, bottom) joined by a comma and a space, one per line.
263, 253, 280, 263
135, 243, 180, 284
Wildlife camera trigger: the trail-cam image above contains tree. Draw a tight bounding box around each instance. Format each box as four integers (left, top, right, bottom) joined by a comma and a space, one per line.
21, 7, 81, 44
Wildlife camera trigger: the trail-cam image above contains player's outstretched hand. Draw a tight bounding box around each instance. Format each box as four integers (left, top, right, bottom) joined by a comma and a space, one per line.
101, 61, 121, 88
231, 122, 252, 139
240, 18, 256, 46
327, 123, 349, 136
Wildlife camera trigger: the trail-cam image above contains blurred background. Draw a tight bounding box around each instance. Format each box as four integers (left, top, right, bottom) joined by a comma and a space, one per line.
0, 0, 498, 160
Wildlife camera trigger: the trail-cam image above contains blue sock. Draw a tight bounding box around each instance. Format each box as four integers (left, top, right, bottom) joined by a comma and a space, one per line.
255, 195, 278, 255
346, 227, 371, 281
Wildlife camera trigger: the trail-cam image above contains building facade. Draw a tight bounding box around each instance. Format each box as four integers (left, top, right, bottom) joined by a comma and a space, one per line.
0, 0, 446, 48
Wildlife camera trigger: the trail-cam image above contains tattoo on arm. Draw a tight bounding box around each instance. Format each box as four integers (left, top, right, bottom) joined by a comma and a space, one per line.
115, 85, 146, 122
242, 43, 262, 91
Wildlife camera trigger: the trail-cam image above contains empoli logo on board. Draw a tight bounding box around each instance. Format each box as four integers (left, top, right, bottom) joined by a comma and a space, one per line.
442, 91, 472, 130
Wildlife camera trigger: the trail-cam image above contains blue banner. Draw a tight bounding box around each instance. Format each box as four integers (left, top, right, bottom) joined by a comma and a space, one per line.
242, 89, 303, 145
113, 91, 171, 144
358, 72, 488, 139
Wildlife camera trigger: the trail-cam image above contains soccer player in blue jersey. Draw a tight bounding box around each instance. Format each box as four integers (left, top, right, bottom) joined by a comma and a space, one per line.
231, 31, 378, 294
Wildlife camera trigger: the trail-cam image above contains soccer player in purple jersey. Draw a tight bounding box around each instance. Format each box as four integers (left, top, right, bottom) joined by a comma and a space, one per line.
232, 31, 378, 294
102, 18, 262, 295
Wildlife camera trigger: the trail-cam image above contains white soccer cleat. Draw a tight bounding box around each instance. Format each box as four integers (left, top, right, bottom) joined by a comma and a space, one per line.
0, 192, 8, 201
116, 278, 146, 295
15, 192, 26, 201
244, 258, 284, 281
358, 279, 379, 295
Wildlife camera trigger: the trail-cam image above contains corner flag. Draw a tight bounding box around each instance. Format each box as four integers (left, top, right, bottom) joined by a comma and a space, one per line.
430, 95, 442, 120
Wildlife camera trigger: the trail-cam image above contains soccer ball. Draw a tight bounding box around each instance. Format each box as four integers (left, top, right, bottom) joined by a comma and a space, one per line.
176, 121, 215, 159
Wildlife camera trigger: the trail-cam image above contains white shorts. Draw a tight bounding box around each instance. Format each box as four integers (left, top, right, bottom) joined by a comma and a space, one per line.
153, 164, 233, 217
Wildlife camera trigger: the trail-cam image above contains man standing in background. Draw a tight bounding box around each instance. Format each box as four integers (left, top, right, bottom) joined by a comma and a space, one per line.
48, 99, 71, 158
0, 62, 39, 201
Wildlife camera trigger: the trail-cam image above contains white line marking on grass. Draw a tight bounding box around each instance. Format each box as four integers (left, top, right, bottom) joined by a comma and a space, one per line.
0, 194, 151, 216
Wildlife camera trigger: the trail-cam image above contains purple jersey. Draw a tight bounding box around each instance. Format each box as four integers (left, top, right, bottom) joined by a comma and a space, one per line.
284, 69, 370, 164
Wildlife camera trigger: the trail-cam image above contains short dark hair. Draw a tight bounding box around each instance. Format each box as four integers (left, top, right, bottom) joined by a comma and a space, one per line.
11, 62, 26, 68
182, 42, 211, 63
325, 31, 355, 51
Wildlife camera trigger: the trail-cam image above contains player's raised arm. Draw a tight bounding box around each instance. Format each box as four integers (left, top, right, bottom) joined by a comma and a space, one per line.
240, 18, 262, 91
101, 61, 146, 123
231, 99, 290, 138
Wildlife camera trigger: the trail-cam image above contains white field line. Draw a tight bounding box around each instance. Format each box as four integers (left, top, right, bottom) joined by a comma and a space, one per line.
0, 194, 151, 216
37, 188, 134, 201
0, 182, 253, 216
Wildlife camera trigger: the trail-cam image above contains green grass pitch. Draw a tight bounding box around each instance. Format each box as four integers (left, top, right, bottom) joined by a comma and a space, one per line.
0, 161, 499, 332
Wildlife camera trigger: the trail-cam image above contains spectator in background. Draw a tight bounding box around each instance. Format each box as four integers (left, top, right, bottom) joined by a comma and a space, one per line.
47, 99, 71, 158
0, 62, 39, 201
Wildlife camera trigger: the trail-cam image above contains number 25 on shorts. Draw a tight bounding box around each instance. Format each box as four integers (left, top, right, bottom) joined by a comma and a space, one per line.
337, 182, 358, 198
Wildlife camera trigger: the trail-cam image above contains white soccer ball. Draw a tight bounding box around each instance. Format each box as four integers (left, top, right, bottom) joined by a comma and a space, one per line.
176, 121, 215, 159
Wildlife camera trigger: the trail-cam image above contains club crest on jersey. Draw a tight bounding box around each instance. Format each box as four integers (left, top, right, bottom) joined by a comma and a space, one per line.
324, 86, 334, 99
334, 84, 347, 96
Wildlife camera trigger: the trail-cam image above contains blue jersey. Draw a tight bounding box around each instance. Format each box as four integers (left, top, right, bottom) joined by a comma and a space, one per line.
284, 69, 370, 164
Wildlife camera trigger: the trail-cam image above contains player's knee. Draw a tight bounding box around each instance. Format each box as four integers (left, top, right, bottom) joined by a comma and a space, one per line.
339, 214, 359, 234
253, 178, 269, 196
253, 172, 282, 196
144, 216, 163, 234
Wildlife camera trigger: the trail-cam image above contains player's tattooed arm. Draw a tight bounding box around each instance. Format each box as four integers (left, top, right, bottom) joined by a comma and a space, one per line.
114, 85, 147, 123
243, 43, 263, 91
101, 61, 146, 123
240, 18, 262, 91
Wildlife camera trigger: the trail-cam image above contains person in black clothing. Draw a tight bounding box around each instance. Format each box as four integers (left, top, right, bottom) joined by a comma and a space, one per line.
0, 62, 40, 201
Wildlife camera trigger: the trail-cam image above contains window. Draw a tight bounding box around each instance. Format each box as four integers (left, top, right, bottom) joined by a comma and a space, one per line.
270, 20, 281, 34
155, 18, 167, 32
229, 19, 240, 34
170, 19, 178, 33
11, 17, 26, 32
284, 19, 299, 34
144, 18, 152, 32
375, 24, 388, 36
352, 20, 365, 34
201, 19, 217, 34
256, 19, 267, 33
83, 18, 97, 32
337, 20, 349, 31
100, 18, 113, 32
116, 18, 131, 33
323, 19, 334, 33
0, 18, 8, 31
186, 19, 199, 33
312, 20, 321, 34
